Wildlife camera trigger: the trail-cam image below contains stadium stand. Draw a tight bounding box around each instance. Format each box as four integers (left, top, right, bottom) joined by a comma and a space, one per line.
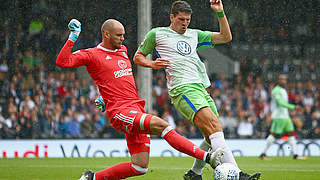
0, 0, 319, 139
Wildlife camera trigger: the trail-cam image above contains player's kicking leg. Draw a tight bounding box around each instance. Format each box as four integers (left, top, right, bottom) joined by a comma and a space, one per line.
185, 107, 261, 180
183, 140, 210, 180
149, 115, 224, 169
184, 169, 203, 180
239, 172, 261, 180
184, 140, 261, 180
131, 111, 225, 169
184, 169, 261, 180
78, 134, 150, 180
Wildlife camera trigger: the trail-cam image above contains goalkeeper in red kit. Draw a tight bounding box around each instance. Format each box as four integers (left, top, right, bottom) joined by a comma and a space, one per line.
56, 19, 224, 180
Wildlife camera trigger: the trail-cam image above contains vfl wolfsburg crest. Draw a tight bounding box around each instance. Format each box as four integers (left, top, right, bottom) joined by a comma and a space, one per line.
177, 40, 191, 55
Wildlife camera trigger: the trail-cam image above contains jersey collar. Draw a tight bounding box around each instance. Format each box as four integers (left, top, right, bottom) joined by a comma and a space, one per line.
97, 44, 118, 52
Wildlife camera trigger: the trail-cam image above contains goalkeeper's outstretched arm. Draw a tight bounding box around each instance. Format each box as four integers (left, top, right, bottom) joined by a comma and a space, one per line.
56, 19, 89, 68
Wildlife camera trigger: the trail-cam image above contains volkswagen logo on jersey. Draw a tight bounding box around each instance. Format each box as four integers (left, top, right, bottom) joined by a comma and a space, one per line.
177, 41, 191, 55
118, 60, 127, 69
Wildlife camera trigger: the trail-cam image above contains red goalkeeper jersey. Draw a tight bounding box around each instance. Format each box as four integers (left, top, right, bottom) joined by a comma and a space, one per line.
56, 40, 145, 118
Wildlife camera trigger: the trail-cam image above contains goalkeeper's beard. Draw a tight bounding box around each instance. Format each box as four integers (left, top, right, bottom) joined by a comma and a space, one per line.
110, 39, 122, 49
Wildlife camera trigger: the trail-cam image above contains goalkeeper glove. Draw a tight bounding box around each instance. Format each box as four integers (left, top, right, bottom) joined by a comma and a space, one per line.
68, 19, 81, 42
95, 96, 106, 112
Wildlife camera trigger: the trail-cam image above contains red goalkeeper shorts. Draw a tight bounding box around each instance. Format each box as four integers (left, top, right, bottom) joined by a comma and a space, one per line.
110, 104, 153, 155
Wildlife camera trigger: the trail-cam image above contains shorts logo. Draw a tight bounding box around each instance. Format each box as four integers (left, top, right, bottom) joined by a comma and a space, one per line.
177, 41, 191, 55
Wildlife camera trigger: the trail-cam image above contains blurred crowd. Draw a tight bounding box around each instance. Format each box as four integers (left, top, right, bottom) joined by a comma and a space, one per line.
151, 71, 320, 139
0, 0, 319, 139
152, 0, 320, 44
0, 69, 124, 139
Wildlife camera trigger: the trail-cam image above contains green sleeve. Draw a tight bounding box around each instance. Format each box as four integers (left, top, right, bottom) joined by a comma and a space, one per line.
196, 30, 214, 50
138, 28, 157, 55
275, 97, 295, 110
273, 90, 295, 110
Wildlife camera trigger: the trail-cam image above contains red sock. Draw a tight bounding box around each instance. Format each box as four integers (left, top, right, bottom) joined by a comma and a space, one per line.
95, 162, 144, 180
162, 127, 206, 161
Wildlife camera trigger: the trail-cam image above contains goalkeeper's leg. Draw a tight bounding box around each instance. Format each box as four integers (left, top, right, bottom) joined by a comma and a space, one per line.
88, 135, 150, 180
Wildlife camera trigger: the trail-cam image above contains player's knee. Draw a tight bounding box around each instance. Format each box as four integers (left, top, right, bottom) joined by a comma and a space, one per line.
131, 163, 149, 175
196, 116, 222, 134
207, 114, 222, 131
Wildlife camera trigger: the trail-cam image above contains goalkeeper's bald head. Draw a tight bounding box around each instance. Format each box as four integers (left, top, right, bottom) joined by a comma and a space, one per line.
101, 19, 125, 49
101, 19, 123, 38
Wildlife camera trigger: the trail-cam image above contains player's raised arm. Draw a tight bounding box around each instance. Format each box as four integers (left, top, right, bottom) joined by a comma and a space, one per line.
56, 19, 90, 68
210, 0, 232, 44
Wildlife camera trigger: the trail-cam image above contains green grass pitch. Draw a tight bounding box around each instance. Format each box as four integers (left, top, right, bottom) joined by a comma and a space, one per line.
1, 157, 320, 180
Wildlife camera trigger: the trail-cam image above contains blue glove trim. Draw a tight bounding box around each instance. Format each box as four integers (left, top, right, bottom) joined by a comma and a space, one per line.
95, 96, 106, 112
68, 33, 79, 42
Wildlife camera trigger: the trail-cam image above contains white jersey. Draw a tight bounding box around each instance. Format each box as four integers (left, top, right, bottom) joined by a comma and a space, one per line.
271, 85, 295, 119
138, 27, 214, 91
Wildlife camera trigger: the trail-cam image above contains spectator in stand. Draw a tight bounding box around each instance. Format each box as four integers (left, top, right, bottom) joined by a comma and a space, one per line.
49, 112, 59, 138
77, 108, 87, 123
58, 116, 69, 138
19, 93, 35, 112
237, 114, 254, 138
18, 116, 32, 139
5, 113, 18, 129
0, 59, 8, 81
57, 80, 68, 98
175, 120, 187, 137
1, 124, 15, 139
34, 50, 44, 67
302, 105, 312, 132
22, 49, 35, 71
81, 113, 94, 138
7, 98, 18, 117
39, 107, 50, 137
214, 73, 226, 89
220, 110, 238, 138
303, 90, 314, 107
188, 126, 201, 139
23, 73, 36, 93
162, 108, 176, 130
8, 82, 18, 100
78, 96, 90, 112
307, 111, 320, 138
92, 114, 104, 138
68, 111, 81, 138
30, 114, 41, 139
0, 108, 5, 129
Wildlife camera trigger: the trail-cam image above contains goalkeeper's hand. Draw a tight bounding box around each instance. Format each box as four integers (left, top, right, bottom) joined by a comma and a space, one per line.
95, 96, 105, 112
68, 19, 81, 42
